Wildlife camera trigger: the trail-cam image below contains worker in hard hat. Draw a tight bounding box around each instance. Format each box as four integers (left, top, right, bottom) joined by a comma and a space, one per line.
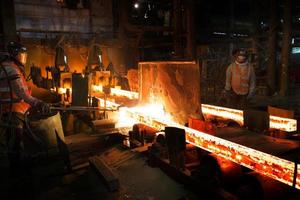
222, 49, 256, 109
0, 41, 49, 174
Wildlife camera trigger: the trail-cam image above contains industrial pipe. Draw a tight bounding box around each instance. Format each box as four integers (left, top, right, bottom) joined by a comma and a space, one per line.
50, 106, 117, 112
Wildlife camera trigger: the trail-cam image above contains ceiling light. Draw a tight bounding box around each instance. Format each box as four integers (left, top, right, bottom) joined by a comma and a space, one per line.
134, 3, 139, 9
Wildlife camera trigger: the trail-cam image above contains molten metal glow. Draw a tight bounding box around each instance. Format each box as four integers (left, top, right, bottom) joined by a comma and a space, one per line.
201, 104, 244, 126
92, 85, 139, 99
58, 87, 66, 94
58, 87, 72, 94
93, 89, 298, 187
57, 87, 72, 94
95, 97, 119, 109
118, 104, 300, 189
93, 87, 297, 132
93, 85, 103, 92
201, 104, 297, 132
269, 115, 297, 132
110, 87, 139, 99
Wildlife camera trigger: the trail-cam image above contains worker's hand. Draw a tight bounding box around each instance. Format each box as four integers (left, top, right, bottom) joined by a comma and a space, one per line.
35, 101, 51, 115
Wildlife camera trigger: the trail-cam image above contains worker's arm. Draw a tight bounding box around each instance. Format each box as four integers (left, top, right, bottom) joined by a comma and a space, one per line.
224, 64, 232, 91
8, 67, 41, 106
11, 78, 41, 106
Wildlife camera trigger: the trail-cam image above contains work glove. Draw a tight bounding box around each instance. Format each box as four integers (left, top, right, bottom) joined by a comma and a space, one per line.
35, 101, 51, 115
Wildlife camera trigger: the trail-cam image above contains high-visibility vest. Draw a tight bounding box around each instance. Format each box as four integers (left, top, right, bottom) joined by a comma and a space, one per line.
0, 61, 31, 114
231, 63, 251, 95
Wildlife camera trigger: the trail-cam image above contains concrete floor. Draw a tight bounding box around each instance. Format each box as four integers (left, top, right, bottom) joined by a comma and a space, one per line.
0, 147, 197, 200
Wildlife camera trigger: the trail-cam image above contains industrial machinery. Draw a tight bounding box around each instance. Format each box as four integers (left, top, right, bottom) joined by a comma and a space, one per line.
16, 44, 300, 199
83, 70, 300, 199
117, 102, 300, 199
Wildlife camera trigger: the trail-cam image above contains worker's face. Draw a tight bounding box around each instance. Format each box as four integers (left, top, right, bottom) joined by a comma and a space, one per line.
236, 55, 247, 63
17, 52, 28, 65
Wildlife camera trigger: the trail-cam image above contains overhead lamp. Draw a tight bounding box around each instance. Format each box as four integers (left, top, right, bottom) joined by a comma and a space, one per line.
87, 45, 104, 71
55, 46, 69, 72
134, 3, 139, 9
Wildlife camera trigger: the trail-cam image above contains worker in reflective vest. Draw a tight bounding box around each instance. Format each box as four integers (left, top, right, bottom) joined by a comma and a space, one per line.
0, 41, 49, 174
223, 49, 256, 109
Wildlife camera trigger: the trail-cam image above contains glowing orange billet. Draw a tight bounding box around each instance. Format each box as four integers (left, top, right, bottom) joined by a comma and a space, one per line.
201, 104, 297, 132
118, 105, 300, 189
110, 88, 139, 99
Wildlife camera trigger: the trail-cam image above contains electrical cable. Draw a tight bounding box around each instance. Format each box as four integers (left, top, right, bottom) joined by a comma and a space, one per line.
24, 109, 48, 153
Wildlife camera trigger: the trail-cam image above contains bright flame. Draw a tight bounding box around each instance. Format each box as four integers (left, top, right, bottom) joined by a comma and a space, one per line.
116, 103, 172, 130
116, 106, 136, 128
201, 104, 244, 126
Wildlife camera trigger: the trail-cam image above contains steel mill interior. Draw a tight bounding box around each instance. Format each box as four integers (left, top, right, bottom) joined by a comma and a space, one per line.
2, 0, 300, 200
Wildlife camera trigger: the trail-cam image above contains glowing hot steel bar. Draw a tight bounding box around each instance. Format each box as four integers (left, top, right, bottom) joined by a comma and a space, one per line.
106, 88, 297, 132
92, 88, 299, 186
95, 89, 296, 132
118, 105, 300, 190
110, 88, 139, 99
95, 97, 120, 109
201, 104, 244, 126
201, 104, 297, 132
92, 85, 139, 100
269, 115, 297, 132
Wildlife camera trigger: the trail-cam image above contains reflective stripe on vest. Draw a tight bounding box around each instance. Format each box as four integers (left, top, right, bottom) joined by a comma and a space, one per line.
0, 62, 30, 113
231, 63, 251, 95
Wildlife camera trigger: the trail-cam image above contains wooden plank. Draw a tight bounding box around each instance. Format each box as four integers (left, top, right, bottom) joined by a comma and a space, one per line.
66, 135, 102, 153
65, 133, 104, 167
65, 133, 100, 145
89, 156, 120, 192
99, 147, 137, 167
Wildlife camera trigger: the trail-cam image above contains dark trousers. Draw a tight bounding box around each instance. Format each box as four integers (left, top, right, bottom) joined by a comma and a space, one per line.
2, 112, 25, 173
2, 112, 35, 200
224, 91, 248, 109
